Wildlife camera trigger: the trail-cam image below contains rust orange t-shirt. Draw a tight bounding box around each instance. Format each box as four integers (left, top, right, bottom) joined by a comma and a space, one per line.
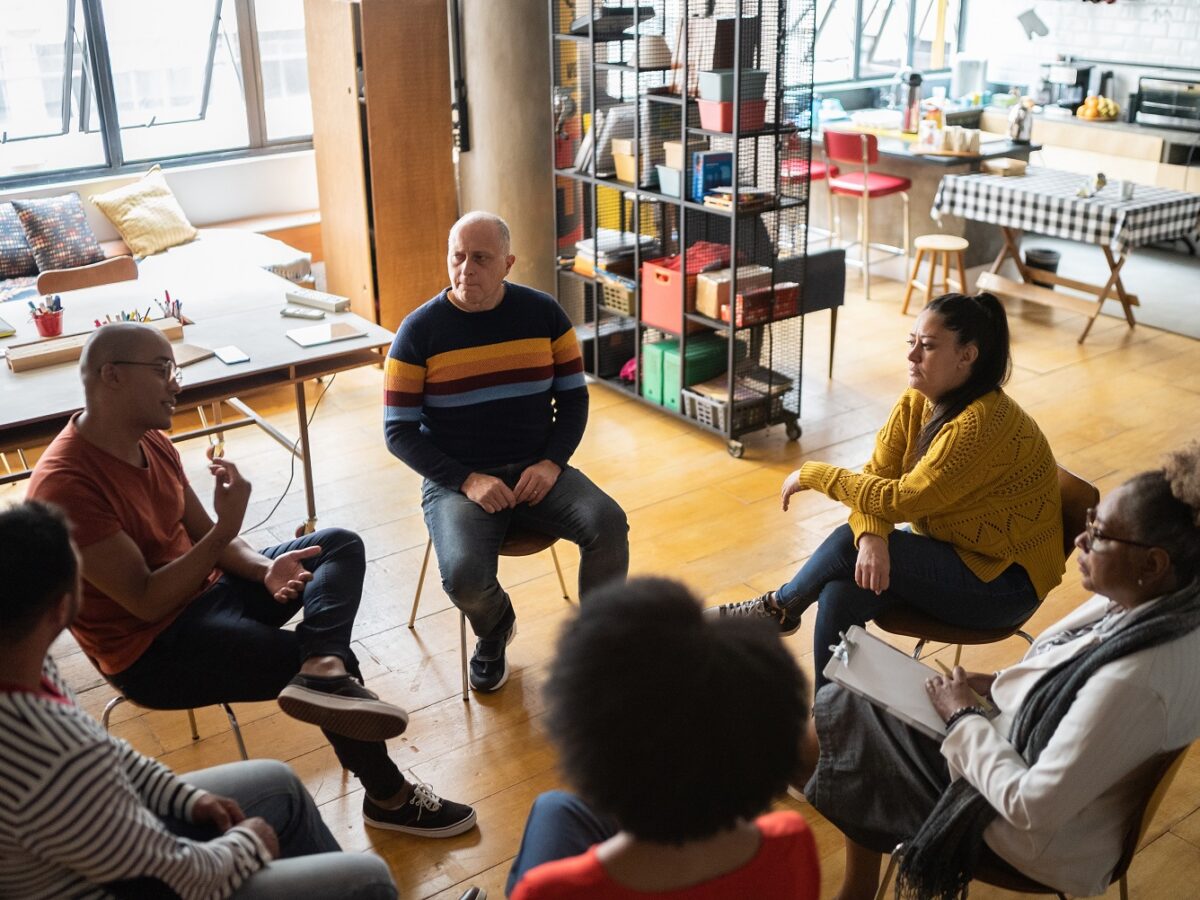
510, 811, 820, 900
27, 419, 220, 675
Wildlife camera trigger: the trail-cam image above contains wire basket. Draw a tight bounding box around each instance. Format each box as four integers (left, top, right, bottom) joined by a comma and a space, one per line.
681, 389, 785, 435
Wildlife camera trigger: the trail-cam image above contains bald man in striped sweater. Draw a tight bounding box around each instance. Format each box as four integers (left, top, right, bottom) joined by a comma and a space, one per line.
384, 212, 628, 693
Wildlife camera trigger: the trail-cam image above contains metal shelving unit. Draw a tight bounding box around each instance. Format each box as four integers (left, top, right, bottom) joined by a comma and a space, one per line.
550, 0, 817, 456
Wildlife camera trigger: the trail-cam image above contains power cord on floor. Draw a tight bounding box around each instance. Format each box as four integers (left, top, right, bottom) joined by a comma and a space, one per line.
241, 374, 336, 535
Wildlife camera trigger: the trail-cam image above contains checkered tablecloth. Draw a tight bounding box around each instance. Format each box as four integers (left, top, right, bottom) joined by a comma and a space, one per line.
932, 167, 1200, 256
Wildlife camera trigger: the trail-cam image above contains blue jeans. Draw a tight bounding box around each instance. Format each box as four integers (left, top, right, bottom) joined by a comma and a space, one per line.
423, 464, 629, 640
505, 791, 617, 897
778, 524, 1040, 690
157, 760, 397, 900
110, 528, 406, 800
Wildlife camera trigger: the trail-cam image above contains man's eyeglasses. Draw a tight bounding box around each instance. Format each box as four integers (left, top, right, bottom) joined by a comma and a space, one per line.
1083, 508, 1155, 552
111, 360, 183, 385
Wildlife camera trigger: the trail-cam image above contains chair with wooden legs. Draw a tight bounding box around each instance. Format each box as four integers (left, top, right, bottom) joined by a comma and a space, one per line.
901, 234, 970, 314
823, 130, 911, 302
874, 741, 1195, 900
873, 465, 1099, 666
408, 526, 572, 701
100, 693, 250, 760
36, 255, 138, 294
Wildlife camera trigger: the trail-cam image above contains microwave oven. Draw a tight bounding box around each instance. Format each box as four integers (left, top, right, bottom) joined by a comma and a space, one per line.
1135, 76, 1200, 131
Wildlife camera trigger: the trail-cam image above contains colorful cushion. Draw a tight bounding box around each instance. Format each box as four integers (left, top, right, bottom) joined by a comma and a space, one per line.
89, 165, 198, 257
0, 202, 38, 279
12, 194, 106, 272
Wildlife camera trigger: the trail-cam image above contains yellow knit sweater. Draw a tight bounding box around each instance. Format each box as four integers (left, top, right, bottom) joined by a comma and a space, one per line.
798, 388, 1065, 599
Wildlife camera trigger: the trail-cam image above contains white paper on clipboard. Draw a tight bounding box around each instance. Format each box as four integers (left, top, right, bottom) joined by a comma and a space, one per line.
822, 625, 948, 740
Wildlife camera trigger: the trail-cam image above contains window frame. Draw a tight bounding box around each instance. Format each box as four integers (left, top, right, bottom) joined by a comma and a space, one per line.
0, 0, 311, 190
810, 0, 970, 89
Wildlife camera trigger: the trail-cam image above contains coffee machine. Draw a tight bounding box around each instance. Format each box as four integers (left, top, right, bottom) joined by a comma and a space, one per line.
1044, 62, 1094, 114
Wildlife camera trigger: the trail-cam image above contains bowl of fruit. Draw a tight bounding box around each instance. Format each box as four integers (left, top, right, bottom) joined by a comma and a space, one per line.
1077, 95, 1120, 121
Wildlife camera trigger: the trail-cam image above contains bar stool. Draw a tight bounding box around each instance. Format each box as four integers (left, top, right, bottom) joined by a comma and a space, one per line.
901, 234, 969, 314
780, 136, 838, 251
823, 130, 911, 301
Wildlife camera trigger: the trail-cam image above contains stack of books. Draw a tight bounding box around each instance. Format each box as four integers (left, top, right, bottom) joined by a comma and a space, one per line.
702, 186, 776, 213
573, 228, 658, 278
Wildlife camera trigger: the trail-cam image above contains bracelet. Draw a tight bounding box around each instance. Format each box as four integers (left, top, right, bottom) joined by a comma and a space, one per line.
944, 705, 987, 732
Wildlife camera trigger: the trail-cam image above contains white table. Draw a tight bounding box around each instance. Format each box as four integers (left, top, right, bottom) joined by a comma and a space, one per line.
1, 263, 394, 533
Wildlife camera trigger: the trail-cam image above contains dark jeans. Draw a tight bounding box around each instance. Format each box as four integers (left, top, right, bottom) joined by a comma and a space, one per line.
423, 463, 629, 640
778, 524, 1040, 690
110, 528, 405, 799
505, 791, 617, 897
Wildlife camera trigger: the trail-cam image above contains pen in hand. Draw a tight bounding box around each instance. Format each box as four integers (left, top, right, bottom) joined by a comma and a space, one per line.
935, 659, 994, 713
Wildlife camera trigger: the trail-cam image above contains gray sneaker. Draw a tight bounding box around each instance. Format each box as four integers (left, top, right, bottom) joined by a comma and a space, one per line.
705, 592, 801, 636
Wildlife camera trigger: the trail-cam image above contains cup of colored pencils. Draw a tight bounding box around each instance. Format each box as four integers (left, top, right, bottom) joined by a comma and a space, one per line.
31, 296, 64, 338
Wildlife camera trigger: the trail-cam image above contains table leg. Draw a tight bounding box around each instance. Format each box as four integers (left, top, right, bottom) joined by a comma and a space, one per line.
1102, 246, 1137, 328
294, 382, 318, 534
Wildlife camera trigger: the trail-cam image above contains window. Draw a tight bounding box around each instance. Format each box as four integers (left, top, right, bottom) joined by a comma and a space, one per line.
0, 0, 312, 184
810, 0, 967, 85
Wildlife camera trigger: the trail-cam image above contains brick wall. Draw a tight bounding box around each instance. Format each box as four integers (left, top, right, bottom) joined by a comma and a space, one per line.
964, 0, 1200, 105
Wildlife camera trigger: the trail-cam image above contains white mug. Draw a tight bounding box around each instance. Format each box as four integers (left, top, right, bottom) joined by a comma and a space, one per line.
1121, 181, 1135, 201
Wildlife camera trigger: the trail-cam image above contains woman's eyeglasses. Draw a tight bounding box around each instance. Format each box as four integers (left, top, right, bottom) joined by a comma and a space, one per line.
1083, 508, 1155, 552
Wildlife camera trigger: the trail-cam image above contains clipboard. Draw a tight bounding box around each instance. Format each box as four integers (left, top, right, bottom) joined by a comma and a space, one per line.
823, 625, 948, 740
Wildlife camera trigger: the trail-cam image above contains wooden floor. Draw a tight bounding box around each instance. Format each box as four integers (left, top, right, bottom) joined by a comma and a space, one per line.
7, 273, 1200, 899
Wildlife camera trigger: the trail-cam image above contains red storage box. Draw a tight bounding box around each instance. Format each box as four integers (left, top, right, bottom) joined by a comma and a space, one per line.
697, 98, 767, 133
720, 282, 800, 327
640, 243, 732, 334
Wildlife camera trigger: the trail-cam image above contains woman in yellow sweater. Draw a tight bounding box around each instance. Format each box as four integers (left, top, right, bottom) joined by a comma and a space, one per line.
711, 292, 1065, 688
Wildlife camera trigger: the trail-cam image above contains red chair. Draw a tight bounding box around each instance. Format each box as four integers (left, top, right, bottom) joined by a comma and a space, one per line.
823, 130, 911, 301
781, 136, 839, 251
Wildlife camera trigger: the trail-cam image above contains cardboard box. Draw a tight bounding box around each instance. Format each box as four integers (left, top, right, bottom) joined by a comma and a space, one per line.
611, 137, 638, 157
613, 151, 637, 184
695, 265, 774, 318
720, 282, 800, 327
663, 139, 708, 171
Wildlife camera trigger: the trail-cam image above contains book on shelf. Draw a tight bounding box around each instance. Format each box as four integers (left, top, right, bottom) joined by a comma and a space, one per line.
702, 185, 776, 212
692, 150, 733, 199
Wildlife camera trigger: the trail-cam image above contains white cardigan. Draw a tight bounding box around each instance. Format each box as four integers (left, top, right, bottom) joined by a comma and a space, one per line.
941, 594, 1200, 897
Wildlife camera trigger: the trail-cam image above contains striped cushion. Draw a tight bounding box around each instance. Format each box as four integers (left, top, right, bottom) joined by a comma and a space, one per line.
90, 165, 198, 257
12, 194, 106, 271
0, 202, 39, 278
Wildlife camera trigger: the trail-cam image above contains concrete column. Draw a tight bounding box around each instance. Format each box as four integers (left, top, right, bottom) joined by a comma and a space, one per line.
456, 0, 556, 294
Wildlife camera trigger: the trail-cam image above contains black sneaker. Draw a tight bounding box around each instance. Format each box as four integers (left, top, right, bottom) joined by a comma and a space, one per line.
277, 673, 409, 741
469, 619, 517, 693
704, 592, 801, 636
363, 781, 478, 838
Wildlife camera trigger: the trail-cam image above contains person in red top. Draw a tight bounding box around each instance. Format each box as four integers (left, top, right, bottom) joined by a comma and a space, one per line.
506, 577, 820, 899
26, 322, 475, 837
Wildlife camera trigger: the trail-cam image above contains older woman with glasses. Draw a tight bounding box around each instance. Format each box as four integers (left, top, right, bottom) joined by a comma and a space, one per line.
794, 442, 1200, 900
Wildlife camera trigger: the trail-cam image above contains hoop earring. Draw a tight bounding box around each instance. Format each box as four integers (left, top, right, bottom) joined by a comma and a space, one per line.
1137, 578, 1144, 586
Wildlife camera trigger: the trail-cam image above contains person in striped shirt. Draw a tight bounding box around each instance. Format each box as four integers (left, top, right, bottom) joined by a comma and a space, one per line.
0, 500, 398, 900
385, 212, 628, 693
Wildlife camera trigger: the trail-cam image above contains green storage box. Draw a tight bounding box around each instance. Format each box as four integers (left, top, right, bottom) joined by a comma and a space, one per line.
642, 336, 729, 410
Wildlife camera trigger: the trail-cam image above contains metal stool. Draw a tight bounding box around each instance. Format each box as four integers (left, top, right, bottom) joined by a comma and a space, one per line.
408, 527, 572, 701
901, 234, 969, 314
824, 130, 912, 302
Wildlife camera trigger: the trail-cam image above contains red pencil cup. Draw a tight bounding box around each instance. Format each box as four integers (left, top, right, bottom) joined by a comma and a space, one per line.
34, 310, 64, 338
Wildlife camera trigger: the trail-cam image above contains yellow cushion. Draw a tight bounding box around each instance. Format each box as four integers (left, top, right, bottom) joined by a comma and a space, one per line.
90, 165, 198, 257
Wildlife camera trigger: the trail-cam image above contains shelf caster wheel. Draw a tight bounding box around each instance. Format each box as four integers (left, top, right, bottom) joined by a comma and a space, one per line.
785, 420, 802, 441
728, 441, 745, 458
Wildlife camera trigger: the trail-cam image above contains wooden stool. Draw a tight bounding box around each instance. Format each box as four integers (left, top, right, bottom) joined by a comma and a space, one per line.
901, 234, 969, 314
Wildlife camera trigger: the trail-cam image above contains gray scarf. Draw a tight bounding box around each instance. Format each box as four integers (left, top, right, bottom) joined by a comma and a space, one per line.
896, 578, 1200, 900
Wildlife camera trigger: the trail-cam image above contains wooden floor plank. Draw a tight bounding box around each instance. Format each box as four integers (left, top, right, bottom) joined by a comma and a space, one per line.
8, 269, 1200, 899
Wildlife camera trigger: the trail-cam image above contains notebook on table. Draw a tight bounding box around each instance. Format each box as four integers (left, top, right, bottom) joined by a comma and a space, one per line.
286, 322, 365, 348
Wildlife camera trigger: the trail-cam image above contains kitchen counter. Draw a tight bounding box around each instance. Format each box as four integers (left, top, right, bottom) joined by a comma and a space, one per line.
810, 128, 1040, 266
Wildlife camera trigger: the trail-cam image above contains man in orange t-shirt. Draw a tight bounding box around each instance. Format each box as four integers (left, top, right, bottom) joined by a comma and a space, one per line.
27, 323, 476, 839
